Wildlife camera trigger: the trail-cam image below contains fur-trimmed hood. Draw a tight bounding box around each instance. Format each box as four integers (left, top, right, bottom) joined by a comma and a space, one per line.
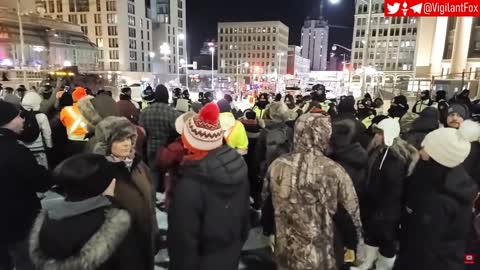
30, 208, 131, 270
390, 137, 420, 176
91, 116, 138, 157
77, 95, 118, 132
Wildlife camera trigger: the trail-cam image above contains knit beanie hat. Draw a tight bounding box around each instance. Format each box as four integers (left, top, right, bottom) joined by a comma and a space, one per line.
448, 103, 469, 119
375, 117, 401, 146
176, 102, 223, 151
422, 120, 480, 168
53, 154, 117, 201
72, 87, 87, 102
0, 101, 19, 127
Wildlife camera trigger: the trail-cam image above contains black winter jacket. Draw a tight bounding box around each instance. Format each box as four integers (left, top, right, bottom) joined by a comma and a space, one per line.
395, 161, 477, 270
0, 128, 52, 244
464, 141, 480, 187
30, 204, 148, 270
363, 138, 418, 243
168, 145, 250, 270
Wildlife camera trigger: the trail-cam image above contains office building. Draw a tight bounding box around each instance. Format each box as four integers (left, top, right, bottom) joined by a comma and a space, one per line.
217, 21, 289, 82
351, 0, 418, 88
0, 6, 97, 72
287, 45, 310, 79
150, 0, 186, 75
301, 18, 329, 71
41, 0, 152, 72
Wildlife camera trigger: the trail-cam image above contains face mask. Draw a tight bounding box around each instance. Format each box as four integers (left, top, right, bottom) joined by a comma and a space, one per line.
257, 101, 268, 109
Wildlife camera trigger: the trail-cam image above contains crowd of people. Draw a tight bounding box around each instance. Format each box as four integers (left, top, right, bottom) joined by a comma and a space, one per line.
1, 81, 480, 270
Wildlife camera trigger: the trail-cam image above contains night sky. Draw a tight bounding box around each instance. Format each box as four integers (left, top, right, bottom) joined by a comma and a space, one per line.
186, 0, 356, 58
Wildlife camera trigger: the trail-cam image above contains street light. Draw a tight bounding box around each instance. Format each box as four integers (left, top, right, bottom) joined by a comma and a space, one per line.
276, 52, 285, 92
148, 51, 155, 58
160, 42, 171, 60
209, 47, 215, 90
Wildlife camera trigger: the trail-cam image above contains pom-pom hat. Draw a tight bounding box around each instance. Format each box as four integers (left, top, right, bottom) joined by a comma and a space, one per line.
175, 103, 224, 151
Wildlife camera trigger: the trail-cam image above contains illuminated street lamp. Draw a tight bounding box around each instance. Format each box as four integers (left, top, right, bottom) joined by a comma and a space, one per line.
209, 46, 215, 90
160, 42, 171, 60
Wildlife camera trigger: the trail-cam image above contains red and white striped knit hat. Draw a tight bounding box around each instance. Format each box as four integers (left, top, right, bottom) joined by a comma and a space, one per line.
176, 102, 224, 151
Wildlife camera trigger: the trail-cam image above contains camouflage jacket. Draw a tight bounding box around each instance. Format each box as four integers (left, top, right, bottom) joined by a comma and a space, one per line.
269, 113, 362, 270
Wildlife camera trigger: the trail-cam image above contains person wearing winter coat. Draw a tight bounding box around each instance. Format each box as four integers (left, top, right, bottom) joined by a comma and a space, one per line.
284, 94, 303, 122
117, 87, 140, 124
48, 92, 74, 168
412, 90, 433, 114
252, 93, 270, 119
334, 96, 370, 149
218, 98, 249, 155
240, 109, 263, 209
140, 85, 181, 167
78, 94, 120, 153
38, 81, 61, 117
60, 87, 89, 143
168, 103, 250, 270
0, 101, 52, 270
358, 118, 419, 270
388, 95, 410, 119
331, 118, 369, 204
402, 107, 439, 149
29, 154, 149, 270
432, 90, 449, 125
87, 116, 158, 269
20, 91, 53, 168
268, 112, 363, 270
394, 121, 480, 270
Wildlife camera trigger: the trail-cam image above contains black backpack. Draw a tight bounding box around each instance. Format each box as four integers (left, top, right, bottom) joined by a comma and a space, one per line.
18, 109, 40, 143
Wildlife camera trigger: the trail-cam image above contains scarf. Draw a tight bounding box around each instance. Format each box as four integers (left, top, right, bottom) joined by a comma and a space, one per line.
181, 133, 209, 161
106, 155, 134, 170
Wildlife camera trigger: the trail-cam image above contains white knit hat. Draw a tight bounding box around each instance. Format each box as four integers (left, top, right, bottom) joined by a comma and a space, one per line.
422, 120, 480, 168
375, 117, 400, 147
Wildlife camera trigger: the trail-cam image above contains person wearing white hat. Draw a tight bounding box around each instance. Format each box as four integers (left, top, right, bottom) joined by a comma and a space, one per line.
358, 118, 419, 270
395, 120, 480, 270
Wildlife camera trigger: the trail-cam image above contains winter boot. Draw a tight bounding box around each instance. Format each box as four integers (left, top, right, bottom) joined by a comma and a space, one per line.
375, 254, 396, 270
356, 244, 378, 270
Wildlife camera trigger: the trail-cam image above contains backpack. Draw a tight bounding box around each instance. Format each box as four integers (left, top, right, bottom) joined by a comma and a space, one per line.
18, 109, 40, 143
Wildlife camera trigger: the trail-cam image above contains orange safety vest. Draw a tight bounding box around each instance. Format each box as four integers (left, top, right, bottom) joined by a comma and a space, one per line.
60, 104, 88, 141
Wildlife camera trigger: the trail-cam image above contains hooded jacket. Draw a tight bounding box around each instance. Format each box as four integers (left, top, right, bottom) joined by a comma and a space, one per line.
89, 117, 158, 269
167, 145, 250, 270
331, 119, 369, 201
363, 138, 419, 243
21, 91, 53, 168
268, 113, 362, 270
29, 204, 149, 270
395, 162, 477, 270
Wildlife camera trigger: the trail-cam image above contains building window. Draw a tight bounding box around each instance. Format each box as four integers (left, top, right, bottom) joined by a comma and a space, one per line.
94, 14, 101, 24
128, 3, 135, 14
178, 10, 183, 18
48, 0, 54, 12
98, 50, 104, 59
80, 14, 87, 24
96, 38, 104, 48
108, 26, 117, 36
130, 51, 137, 61
106, 1, 116, 11
69, 0, 89, 12
130, 62, 138, 71
109, 50, 119, 59
108, 38, 119, 48
128, 16, 136, 26
129, 39, 137, 49
128, 28, 136, 38
95, 26, 102, 36
56, 15, 63, 20
56, 0, 63, 12
147, 31, 150, 40
178, 0, 183, 9
107, 14, 117, 24
96, 0, 101, 11
110, 62, 119, 71
178, 19, 183, 28
81, 26, 88, 35
68, 14, 77, 24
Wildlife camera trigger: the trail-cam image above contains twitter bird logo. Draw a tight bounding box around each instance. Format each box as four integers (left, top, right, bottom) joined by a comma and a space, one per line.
387, 2, 400, 14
